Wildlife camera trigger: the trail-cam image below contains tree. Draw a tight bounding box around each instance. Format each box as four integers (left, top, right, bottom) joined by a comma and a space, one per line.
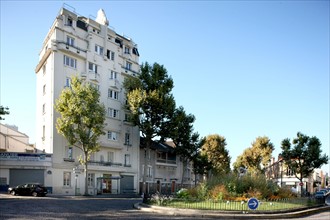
123, 62, 176, 199
55, 76, 106, 196
233, 136, 274, 174
281, 132, 328, 196
170, 106, 200, 186
0, 106, 9, 120
201, 134, 231, 176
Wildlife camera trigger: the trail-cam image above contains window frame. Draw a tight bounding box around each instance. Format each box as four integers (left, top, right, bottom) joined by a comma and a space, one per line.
67, 36, 75, 46
88, 62, 98, 73
108, 108, 119, 119
107, 131, 118, 141
64, 55, 77, 69
108, 89, 119, 100
63, 172, 71, 187
95, 44, 104, 56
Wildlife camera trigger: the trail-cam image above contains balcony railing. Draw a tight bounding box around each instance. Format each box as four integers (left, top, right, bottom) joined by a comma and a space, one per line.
55, 40, 87, 53
87, 160, 122, 167
122, 66, 139, 76
63, 158, 75, 162
156, 159, 177, 165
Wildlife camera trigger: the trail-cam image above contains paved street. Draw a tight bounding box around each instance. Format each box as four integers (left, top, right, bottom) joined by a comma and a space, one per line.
0, 194, 329, 220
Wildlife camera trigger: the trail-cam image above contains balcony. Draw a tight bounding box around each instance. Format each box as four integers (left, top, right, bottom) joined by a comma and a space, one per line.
156, 159, 177, 167
87, 160, 122, 167
121, 66, 139, 77
52, 40, 87, 59
63, 158, 75, 162
88, 72, 100, 82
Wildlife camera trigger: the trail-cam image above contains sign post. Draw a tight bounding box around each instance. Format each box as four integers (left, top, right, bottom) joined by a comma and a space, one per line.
248, 198, 259, 210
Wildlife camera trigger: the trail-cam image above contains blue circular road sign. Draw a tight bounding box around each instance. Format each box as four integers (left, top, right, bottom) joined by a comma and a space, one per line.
248, 198, 259, 210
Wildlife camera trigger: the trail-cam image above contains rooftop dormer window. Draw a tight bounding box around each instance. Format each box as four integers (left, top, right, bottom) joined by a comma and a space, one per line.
66, 16, 73, 26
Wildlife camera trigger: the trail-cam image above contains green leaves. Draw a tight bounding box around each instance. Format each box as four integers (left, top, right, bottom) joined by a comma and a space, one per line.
123, 62, 176, 140
280, 132, 328, 181
201, 134, 231, 174
55, 76, 106, 160
233, 136, 274, 174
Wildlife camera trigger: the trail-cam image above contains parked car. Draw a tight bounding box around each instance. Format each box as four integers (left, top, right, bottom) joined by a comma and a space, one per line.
8, 183, 48, 197
320, 188, 330, 195
314, 191, 326, 199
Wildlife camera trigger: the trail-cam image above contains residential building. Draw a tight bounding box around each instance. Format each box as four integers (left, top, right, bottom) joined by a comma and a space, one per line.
139, 138, 195, 195
0, 124, 52, 192
34, 6, 140, 195
265, 156, 326, 195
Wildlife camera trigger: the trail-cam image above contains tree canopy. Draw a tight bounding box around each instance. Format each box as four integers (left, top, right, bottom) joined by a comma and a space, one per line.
123, 62, 176, 141
55, 76, 106, 195
201, 134, 231, 175
233, 136, 274, 174
123, 62, 176, 198
0, 106, 9, 120
170, 106, 200, 161
280, 132, 328, 194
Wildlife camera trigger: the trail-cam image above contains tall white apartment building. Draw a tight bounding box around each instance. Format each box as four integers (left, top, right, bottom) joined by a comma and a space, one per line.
35, 6, 140, 195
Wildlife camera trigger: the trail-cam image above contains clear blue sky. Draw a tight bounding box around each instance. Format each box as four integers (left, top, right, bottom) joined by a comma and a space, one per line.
1, 1, 329, 172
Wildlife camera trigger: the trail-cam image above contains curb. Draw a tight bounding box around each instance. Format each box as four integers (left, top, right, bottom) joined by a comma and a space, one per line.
134, 203, 330, 219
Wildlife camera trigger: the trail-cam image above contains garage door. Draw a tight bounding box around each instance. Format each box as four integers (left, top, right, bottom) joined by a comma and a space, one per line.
120, 175, 135, 193
9, 169, 44, 186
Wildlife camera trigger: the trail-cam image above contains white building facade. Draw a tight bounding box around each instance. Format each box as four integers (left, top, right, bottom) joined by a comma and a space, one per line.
139, 139, 195, 195
35, 6, 140, 195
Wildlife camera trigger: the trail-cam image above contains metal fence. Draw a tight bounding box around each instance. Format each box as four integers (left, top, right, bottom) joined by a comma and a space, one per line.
153, 197, 324, 211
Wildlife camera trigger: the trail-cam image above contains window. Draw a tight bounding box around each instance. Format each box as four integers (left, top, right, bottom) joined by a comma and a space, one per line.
106, 50, 115, 60
68, 147, 73, 159
89, 62, 98, 73
43, 85, 46, 95
77, 19, 88, 31
108, 108, 119, 119
95, 44, 104, 55
110, 71, 117, 80
64, 55, 77, 68
63, 172, 71, 186
125, 133, 130, 145
148, 166, 152, 177
65, 77, 71, 88
124, 113, 129, 122
108, 89, 118, 100
90, 153, 95, 161
107, 152, 114, 162
125, 154, 131, 166
124, 46, 130, 54
125, 62, 132, 70
67, 36, 75, 46
100, 155, 104, 162
42, 125, 45, 141
66, 16, 73, 26
107, 131, 118, 141
88, 173, 95, 187
42, 104, 46, 114
42, 65, 46, 75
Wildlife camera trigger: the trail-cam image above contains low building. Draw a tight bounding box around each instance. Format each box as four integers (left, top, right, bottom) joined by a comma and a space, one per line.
0, 123, 35, 152
0, 124, 52, 192
139, 138, 195, 195
265, 156, 327, 195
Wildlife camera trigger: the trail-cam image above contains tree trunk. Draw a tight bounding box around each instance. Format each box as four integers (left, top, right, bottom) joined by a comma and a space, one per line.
142, 139, 151, 202
84, 151, 89, 196
180, 159, 186, 188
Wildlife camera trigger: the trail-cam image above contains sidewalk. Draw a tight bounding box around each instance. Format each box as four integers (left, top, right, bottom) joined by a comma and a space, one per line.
134, 202, 330, 219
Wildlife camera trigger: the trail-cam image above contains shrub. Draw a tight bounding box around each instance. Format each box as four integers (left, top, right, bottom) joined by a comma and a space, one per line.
176, 188, 189, 199
208, 185, 229, 201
